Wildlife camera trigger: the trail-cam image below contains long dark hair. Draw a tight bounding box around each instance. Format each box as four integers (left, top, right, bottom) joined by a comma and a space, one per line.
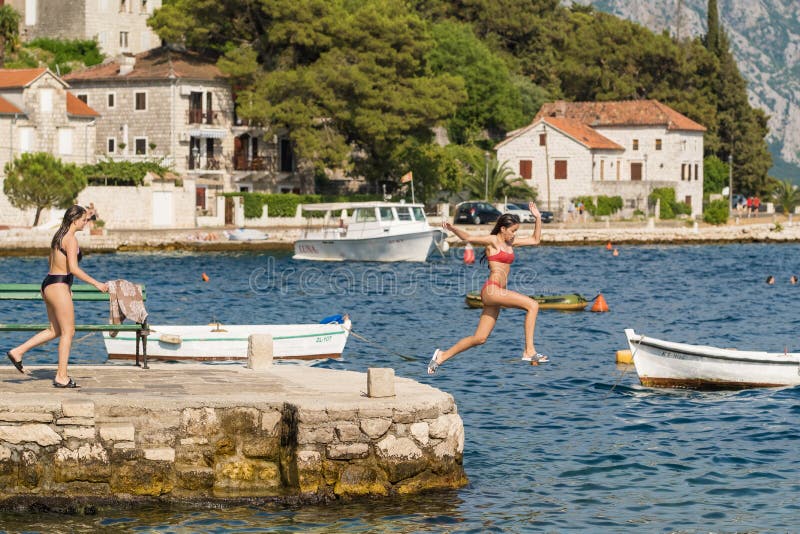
51, 205, 86, 251
480, 213, 520, 263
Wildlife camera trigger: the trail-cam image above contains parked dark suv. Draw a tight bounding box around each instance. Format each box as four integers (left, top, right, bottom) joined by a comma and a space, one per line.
454, 202, 502, 224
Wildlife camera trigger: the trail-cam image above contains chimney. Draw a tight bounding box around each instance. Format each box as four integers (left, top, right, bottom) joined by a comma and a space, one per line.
118, 54, 136, 76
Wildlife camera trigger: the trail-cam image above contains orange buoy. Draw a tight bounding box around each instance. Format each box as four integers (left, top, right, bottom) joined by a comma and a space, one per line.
612, 248, 619, 257
201, 272, 210, 282
591, 293, 609, 312
464, 243, 475, 265
606, 241, 612, 250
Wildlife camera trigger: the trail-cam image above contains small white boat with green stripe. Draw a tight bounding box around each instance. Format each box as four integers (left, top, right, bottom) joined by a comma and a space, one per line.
103, 316, 351, 363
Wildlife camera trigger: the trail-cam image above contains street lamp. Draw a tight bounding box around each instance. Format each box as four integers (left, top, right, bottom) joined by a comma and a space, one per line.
728, 153, 733, 217
484, 152, 490, 201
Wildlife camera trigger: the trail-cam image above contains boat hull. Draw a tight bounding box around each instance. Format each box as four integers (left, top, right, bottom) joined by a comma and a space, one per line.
294, 230, 439, 262
104, 321, 350, 362
465, 291, 589, 310
624, 329, 800, 389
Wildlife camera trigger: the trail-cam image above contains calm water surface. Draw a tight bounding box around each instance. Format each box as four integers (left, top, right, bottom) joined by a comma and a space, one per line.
1, 243, 800, 532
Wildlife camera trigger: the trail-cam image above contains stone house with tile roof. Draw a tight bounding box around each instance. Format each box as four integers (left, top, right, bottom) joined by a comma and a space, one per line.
0, 67, 100, 225
496, 100, 706, 217
5, 0, 163, 57
64, 47, 300, 216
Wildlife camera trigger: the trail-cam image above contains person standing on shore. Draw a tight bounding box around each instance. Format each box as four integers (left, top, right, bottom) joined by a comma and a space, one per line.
428, 202, 546, 374
6, 206, 108, 388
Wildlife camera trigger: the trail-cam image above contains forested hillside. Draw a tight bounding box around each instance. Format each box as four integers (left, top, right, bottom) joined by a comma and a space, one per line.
572, 0, 800, 183
149, 0, 772, 199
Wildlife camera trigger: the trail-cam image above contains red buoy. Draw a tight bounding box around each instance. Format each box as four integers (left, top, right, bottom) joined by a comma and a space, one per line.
464, 243, 475, 265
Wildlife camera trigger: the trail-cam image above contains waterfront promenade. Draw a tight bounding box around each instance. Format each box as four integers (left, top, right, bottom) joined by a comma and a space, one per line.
1, 216, 799, 253
0, 364, 466, 509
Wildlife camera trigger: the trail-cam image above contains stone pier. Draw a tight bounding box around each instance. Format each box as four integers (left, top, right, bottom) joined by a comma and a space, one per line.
0, 364, 466, 510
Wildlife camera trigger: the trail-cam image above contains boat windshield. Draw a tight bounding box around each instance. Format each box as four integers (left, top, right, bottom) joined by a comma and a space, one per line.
412, 207, 425, 221
354, 208, 377, 222
397, 207, 413, 221
379, 207, 395, 221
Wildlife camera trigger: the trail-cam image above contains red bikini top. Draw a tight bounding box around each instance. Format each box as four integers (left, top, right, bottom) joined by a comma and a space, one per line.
486, 249, 514, 264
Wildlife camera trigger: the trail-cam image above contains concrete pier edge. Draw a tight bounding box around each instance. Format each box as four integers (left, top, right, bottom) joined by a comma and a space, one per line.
0, 364, 467, 508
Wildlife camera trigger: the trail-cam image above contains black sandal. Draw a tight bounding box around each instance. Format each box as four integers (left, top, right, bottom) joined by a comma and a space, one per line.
53, 377, 79, 388
6, 351, 23, 373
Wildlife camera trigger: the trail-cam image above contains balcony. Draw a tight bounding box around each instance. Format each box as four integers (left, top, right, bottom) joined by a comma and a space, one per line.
233, 154, 272, 171
187, 109, 219, 125
187, 155, 223, 172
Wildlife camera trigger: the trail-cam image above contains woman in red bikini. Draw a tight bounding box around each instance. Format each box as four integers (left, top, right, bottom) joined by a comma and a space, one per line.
6, 205, 108, 388
429, 202, 545, 374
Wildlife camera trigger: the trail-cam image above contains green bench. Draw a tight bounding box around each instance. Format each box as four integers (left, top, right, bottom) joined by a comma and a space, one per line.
0, 283, 151, 369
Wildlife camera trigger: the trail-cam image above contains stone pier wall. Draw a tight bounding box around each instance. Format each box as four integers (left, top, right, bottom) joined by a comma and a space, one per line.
0, 395, 466, 508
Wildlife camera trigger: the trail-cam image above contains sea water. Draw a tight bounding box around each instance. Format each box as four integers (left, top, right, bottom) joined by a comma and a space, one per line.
1, 243, 799, 532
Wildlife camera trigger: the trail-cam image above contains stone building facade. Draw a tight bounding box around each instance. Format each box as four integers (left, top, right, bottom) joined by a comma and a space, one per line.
64, 47, 302, 217
5, 0, 163, 57
0, 68, 99, 226
496, 100, 706, 216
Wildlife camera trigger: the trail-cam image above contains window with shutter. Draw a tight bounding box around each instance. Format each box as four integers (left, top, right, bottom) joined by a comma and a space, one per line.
519, 160, 532, 180
554, 160, 567, 180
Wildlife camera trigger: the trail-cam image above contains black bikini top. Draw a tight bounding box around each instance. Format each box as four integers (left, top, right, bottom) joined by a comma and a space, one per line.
57, 245, 83, 263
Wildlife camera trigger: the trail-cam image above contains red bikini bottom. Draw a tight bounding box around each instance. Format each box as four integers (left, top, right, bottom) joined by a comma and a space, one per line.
482, 279, 506, 292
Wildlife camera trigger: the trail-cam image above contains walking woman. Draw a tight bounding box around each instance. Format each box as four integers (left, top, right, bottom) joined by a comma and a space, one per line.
6, 205, 108, 387
428, 202, 546, 374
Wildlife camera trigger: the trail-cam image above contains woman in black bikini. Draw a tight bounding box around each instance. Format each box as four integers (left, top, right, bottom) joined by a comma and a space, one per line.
6, 205, 108, 388
429, 202, 545, 374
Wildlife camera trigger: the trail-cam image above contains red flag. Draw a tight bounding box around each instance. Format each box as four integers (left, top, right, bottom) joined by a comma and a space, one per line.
400, 171, 413, 183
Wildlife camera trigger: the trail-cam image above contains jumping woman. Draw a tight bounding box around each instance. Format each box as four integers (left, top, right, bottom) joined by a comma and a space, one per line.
6, 205, 108, 388
428, 202, 546, 374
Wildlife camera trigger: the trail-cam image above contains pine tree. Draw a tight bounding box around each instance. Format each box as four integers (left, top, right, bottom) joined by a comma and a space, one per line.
703, 0, 772, 195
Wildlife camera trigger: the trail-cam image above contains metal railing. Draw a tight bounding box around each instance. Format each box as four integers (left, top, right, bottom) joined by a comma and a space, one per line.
187, 109, 218, 125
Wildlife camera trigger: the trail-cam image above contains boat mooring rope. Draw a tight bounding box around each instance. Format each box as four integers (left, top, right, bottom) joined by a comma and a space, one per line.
343, 325, 418, 362
605, 335, 643, 398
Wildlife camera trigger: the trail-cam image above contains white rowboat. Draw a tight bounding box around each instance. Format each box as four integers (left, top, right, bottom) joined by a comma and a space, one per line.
104, 318, 351, 363
624, 328, 800, 389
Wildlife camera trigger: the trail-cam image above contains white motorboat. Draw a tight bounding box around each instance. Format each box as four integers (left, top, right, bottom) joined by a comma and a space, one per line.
104, 316, 351, 363
293, 202, 447, 262
624, 328, 800, 389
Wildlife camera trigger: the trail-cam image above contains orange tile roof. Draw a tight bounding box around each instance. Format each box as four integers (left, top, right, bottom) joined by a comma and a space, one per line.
534, 100, 706, 132
542, 117, 624, 150
0, 95, 23, 114
0, 68, 48, 88
66, 92, 99, 117
64, 47, 227, 82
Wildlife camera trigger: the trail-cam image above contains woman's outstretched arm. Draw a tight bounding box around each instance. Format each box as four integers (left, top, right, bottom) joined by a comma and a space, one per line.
442, 221, 496, 246
513, 202, 543, 246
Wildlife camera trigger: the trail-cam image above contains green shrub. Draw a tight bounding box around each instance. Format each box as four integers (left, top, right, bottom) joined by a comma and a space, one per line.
82, 159, 169, 186
595, 195, 623, 216
573, 195, 622, 216
648, 187, 692, 219
703, 199, 729, 225
236, 192, 384, 219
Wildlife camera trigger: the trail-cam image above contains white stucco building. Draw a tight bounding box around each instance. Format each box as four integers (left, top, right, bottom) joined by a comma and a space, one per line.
6, 0, 163, 57
496, 100, 706, 216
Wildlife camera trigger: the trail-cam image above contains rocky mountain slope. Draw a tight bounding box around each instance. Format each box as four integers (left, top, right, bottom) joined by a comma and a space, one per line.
571, 0, 800, 180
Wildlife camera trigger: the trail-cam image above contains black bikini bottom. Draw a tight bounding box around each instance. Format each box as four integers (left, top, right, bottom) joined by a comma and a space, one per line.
41, 273, 74, 293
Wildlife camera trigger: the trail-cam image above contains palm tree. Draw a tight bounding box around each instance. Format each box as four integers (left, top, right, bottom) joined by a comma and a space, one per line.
463, 156, 536, 202
771, 179, 800, 215
0, 5, 20, 68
